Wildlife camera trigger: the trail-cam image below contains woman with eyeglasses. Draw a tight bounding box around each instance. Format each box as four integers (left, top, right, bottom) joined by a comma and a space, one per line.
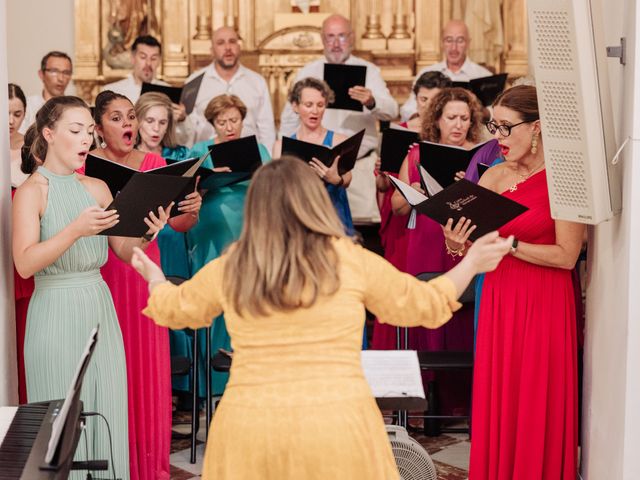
444, 86, 583, 480
182, 93, 271, 397
83, 90, 202, 480
388, 87, 483, 417
371, 71, 451, 349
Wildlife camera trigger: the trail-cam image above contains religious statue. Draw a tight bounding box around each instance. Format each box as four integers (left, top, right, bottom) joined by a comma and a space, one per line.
104, 0, 159, 69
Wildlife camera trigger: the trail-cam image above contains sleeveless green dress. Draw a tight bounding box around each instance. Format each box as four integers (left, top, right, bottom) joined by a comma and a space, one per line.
24, 167, 130, 480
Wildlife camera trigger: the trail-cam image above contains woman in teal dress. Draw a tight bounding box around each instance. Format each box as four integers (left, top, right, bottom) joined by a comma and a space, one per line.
13, 96, 170, 480
177, 94, 270, 395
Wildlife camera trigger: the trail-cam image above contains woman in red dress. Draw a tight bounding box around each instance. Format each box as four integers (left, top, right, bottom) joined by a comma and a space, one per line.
84, 91, 202, 480
445, 85, 583, 479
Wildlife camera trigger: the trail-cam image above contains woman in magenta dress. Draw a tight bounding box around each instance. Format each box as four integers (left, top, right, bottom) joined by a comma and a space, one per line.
388, 88, 483, 415
372, 71, 451, 350
85, 91, 202, 480
445, 86, 582, 479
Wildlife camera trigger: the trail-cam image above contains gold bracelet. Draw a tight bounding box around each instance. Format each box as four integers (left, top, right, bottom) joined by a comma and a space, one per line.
445, 241, 465, 258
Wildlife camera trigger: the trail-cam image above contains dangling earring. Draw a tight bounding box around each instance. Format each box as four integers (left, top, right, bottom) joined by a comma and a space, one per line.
531, 133, 538, 155
99, 137, 107, 149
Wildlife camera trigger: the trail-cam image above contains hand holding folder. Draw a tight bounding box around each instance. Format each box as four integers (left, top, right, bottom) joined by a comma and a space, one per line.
85, 151, 209, 236
379, 126, 420, 174
323, 64, 368, 111
281, 129, 365, 175
388, 176, 528, 240
419, 139, 492, 189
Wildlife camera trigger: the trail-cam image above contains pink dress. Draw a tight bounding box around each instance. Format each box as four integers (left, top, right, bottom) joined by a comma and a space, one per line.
371, 164, 409, 348
85, 153, 172, 480
405, 144, 474, 414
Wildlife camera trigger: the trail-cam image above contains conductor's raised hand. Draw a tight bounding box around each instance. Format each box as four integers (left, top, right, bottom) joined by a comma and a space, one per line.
71, 206, 119, 237
443, 217, 476, 251
178, 177, 202, 214
131, 246, 165, 284
143, 202, 174, 240
463, 232, 512, 274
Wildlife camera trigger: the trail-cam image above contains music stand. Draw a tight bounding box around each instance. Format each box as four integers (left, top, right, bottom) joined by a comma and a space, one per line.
40, 325, 100, 472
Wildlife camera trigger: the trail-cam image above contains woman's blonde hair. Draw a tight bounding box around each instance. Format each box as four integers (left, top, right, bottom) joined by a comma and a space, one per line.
204, 94, 247, 126
134, 92, 178, 148
421, 87, 483, 143
223, 157, 347, 316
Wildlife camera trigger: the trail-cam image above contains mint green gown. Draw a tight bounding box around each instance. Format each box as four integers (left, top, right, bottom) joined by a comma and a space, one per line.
162, 140, 270, 396
24, 167, 130, 479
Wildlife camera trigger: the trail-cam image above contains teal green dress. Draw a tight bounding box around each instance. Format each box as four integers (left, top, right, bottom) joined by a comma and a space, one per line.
165, 140, 271, 396
24, 167, 129, 480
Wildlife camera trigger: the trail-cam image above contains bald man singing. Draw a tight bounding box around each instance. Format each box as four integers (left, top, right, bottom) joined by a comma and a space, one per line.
185, 26, 276, 150
400, 20, 492, 121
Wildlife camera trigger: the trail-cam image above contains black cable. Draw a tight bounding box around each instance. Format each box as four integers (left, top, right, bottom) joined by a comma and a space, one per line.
83, 421, 91, 480
82, 412, 117, 480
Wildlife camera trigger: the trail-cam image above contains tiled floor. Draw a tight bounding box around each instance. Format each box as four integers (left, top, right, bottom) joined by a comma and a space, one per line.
170, 409, 470, 479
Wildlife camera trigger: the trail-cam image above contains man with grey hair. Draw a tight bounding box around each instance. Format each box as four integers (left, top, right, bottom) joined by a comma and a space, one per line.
280, 14, 398, 223
400, 19, 491, 121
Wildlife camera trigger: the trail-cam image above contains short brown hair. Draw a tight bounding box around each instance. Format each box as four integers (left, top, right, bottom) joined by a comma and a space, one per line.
204, 94, 247, 126
493, 85, 540, 123
288, 77, 335, 105
421, 87, 483, 143
135, 92, 178, 148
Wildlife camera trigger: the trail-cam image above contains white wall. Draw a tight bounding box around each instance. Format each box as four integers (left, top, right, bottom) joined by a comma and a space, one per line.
582, 0, 640, 478
0, 0, 18, 406
6, 0, 75, 97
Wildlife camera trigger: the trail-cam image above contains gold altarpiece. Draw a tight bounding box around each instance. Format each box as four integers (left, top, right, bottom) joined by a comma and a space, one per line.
74, 0, 529, 121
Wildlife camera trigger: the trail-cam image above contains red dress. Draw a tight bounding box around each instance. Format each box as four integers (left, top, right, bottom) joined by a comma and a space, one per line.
82, 153, 172, 480
470, 171, 578, 480
12, 188, 34, 404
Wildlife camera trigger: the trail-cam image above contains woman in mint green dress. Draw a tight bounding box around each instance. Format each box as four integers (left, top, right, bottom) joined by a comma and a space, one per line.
176, 94, 270, 396
13, 97, 170, 480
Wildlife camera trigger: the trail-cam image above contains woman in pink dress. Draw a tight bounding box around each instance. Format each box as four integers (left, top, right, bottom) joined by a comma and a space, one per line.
445, 86, 583, 479
372, 71, 451, 350
86, 91, 202, 480
390, 87, 484, 415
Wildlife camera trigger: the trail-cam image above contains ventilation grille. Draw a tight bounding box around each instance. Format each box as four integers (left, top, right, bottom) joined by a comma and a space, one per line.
532, 10, 574, 70
547, 149, 591, 209
539, 80, 582, 141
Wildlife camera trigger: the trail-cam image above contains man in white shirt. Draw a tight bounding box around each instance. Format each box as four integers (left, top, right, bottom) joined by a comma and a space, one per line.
103, 35, 193, 145
19, 51, 73, 134
280, 14, 398, 223
185, 27, 276, 151
400, 20, 492, 121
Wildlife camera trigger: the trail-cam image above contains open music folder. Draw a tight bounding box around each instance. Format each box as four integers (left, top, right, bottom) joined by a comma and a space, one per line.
207, 135, 263, 174
281, 129, 365, 175
379, 125, 420, 174
140, 72, 205, 114
419, 139, 492, 189
388, 176, 528, 240
323, 63, 368, 111
452, 73, 508, 106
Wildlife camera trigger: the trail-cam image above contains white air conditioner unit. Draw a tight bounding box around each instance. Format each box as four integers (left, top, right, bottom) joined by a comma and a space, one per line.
527, 0, 622, 224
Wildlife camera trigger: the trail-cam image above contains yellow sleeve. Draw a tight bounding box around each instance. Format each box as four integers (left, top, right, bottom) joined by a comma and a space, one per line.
143, 256, 225, 330
359, 245, 462, 329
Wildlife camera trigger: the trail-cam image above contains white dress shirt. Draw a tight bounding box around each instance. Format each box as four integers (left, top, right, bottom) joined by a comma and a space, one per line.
102, 73, 169, 104
184, 63, 276, 152
19, 94, 46, 135
400, 58, 492, 121
279, 55, 398, 157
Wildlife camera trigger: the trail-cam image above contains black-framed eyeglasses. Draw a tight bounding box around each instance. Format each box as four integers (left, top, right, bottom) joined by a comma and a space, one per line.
485, 120, 529, 137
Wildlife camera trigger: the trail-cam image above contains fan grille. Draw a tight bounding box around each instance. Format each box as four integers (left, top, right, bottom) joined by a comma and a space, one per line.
388, 433, 438, 480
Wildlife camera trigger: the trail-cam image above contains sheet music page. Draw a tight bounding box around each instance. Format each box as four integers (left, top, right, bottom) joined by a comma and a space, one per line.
361, 350, 425, 398
418, 165, 444, 197
388, 176, 428, 206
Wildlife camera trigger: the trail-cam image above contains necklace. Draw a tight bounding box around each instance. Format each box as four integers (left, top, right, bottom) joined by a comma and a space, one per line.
508, 161, 544, 192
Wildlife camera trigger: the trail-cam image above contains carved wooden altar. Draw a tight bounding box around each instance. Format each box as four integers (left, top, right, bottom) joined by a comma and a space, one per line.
74, 0, 529, 121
